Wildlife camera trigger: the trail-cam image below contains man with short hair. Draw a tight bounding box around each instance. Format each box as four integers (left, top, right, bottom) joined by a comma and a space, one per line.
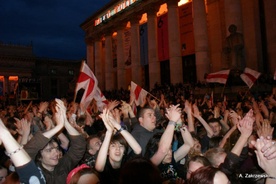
130, 107, 162, 156
80, 135, 102, 168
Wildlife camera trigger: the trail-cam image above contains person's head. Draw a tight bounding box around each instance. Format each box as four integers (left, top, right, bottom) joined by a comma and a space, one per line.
87, 135, 102, 156
67, 164, 100, 184
119, 157, 162, 184
208, 118, 222, 137
0, 166, 7, 184
138, 107, 156, 131
36, 138, 62, 171
144, 132, 172, 164
209, 136, 223, 149
204, 147, 227, 168
186, 155, 211, 180
108, 134, 128, 165
189, 133, 202, 156
187, 166, 230, 184
228, 24, 237, 34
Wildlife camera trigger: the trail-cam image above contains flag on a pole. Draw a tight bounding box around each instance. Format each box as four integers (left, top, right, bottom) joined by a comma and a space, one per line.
210, 91, 214, 107
206, 70, 230, 84
130, 81, 148, 106
75, 61, 98, 109
94, 86, 108, 112
240, 67, 261, 89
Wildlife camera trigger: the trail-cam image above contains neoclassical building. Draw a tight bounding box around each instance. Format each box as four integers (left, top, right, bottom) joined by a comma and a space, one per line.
81, 0, 276, 90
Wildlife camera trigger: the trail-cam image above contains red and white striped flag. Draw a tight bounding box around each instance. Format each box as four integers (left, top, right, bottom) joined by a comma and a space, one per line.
206, 70, 230, 84
94, 86, 108, 112
130, 81, 148, 106
75, 61, 98, 109
240, 67, 261, 89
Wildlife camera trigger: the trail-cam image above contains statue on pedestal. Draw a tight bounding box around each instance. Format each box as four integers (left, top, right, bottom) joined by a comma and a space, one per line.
223, 24, 245, 70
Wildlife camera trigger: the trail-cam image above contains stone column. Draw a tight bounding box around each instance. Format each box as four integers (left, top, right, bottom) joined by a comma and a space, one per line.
116, 24, 127, 89
130, 15, 143, 85
193, 0, 210, 81
94, 38, 104, 90
167, 0, 183, 84
263, 0, 276, 74
85, 37, 95, 72
147, 6, 160, 89
104, 31, 115, 91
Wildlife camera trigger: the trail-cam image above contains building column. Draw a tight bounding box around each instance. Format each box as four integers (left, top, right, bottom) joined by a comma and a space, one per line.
85, 37, 95, 72
224, 0, 243, 32
116, 24, 127, 89
94, 38, 104, 90
147, 6, 160, 89
193, 0, 210, 81
167, 0, 183, 84
104, 31, 115, 91
130, 15, 143, 85
263, 0, 276, 74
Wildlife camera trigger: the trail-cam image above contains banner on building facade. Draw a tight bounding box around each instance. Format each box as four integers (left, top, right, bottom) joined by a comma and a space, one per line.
112, 36, 117, 68
124, 28, 131, 66
179, 2, 195, 56
139, 23, 148, 66
0, 81, 3, 96
157, 13, 169, 61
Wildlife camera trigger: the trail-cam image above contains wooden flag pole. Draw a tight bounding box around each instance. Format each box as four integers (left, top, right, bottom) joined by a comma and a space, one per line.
221, 84, 226, 98
147, 92, 160, 102
242, 87, 250, 100
73, 61, 85, 102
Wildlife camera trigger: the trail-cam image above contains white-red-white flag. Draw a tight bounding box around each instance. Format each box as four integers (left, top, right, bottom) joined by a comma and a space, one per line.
94, 86, 108, 112
206, 70, 230, 84
240, 67, 261, 89
75, 61, 98, 109
130, 81, 148, 106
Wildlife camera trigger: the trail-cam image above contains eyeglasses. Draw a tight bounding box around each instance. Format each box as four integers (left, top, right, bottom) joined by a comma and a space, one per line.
43, 146, 60, 153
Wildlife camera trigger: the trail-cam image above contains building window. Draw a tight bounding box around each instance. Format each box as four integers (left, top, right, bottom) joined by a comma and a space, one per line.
50, 69, 56, 74
68, 70, 74, 75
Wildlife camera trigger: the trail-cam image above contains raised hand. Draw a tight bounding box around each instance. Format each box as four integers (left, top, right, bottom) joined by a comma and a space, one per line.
106, 100, 120, 111
251, 137, 276, 177
165, 104, 181, 123
99, 108, 114, 133
184, 100, 192, 115
257, 119, 274, 139
237, 109, 254, 138
192, 103, 200, 118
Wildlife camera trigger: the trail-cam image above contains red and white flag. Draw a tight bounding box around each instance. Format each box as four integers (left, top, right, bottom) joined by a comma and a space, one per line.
206, 70, 230, 84
130, 81, 148, 106
75, 61, 98, 109
94, 86, 108, 112
240, 67, 261, 89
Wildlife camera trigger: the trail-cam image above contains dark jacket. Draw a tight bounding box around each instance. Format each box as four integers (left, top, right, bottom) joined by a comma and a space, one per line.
24, 132, 86, 184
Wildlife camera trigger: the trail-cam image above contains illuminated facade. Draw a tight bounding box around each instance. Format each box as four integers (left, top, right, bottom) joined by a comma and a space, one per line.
81, 0, 276, 90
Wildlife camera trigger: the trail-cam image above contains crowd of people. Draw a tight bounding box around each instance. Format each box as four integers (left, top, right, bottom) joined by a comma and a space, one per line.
0, 82, 276, 184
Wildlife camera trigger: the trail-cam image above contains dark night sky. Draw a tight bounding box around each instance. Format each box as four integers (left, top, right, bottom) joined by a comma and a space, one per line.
0, 0, 110, 60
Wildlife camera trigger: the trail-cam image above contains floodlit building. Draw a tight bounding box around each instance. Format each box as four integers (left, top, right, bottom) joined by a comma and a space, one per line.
80, 0, 276, 90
